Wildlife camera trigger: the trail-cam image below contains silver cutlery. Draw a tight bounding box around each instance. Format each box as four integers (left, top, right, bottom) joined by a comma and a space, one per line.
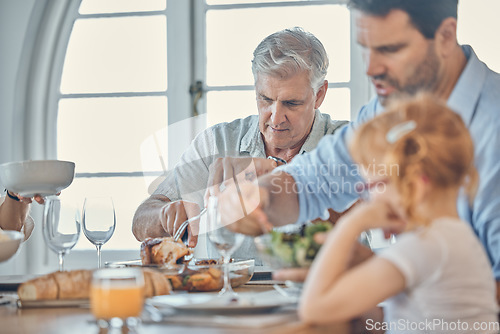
173, 208, 207, 242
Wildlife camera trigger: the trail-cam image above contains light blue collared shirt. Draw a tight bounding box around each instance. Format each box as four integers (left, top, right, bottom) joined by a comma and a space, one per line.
282, 45, 500, 279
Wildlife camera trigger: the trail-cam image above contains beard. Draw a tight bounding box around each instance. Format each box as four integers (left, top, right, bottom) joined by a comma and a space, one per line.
375, 43, 440, 106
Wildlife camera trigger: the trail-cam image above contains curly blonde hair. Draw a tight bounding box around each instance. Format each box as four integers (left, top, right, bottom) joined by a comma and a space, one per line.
349, 94, 477, 226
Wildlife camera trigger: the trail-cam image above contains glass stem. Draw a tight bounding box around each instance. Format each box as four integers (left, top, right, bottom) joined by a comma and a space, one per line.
58, 252, 64, 272
223, 255, 233, 294
96, 244, 102, 269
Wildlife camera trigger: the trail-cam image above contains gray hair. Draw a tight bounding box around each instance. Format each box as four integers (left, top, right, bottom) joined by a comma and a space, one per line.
251, 27, 329, 94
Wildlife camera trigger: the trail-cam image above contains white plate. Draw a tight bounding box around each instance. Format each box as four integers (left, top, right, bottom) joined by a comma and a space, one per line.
149, 290, 297, 314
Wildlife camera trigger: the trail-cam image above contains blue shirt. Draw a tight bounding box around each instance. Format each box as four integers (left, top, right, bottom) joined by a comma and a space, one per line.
282, 45, 500, 279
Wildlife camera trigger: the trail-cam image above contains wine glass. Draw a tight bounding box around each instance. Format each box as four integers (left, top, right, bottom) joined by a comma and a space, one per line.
83, 197, 116, 268
206, 196, 245, 298
43, 196, 81, 271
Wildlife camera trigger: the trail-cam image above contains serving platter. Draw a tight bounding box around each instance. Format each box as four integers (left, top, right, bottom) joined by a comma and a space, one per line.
106, 259, 255, 292
17, 299, 90, 309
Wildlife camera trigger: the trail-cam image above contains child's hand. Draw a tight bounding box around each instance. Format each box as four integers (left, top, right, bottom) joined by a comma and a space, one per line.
344, 199, 408, 235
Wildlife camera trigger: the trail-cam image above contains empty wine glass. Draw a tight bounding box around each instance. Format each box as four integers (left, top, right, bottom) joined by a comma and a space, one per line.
206, 196, 245, 298
83, 197, 116, 268
43, 196, 81, 271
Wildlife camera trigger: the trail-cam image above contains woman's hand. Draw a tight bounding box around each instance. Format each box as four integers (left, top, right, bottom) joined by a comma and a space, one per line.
17, 194, 47, 204
10, 191, 60, 204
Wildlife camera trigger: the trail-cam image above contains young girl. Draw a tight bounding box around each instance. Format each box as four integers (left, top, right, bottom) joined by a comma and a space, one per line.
299, 95, 499, 333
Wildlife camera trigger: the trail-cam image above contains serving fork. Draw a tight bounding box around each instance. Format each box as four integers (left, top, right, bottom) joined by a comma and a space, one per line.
173, 208, 207, 243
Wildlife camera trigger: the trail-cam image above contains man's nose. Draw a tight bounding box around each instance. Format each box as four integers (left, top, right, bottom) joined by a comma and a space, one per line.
364, 50, 385, 78
270, 103, 287, 125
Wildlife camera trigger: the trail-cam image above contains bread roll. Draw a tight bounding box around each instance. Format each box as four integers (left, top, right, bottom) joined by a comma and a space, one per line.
17, 275, 59, 301
53, 270, 92, 299
18, 269, 171, 301
143, 270, 155, 298
143, 269, 171, 297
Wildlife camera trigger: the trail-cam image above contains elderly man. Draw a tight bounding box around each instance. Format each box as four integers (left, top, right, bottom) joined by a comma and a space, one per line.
132, 28, 347, 258
219, 0, 500, 303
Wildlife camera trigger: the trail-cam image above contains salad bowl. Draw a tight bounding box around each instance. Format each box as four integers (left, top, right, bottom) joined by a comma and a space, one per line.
254, 222, 332, 268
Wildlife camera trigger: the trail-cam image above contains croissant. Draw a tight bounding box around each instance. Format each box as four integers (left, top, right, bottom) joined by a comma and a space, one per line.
18, 269, 171, 301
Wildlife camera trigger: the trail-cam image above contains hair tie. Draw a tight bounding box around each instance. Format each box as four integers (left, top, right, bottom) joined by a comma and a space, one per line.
386, 120, 417, 143
5, 189, 20, 202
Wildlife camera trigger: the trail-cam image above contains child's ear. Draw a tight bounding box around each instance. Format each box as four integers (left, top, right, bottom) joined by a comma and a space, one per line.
412, 175, 430, 203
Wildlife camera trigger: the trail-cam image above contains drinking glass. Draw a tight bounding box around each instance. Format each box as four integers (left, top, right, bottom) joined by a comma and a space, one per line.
83, 197, 116, 268
206, 196, 245, 298
90, 268, 144, 331
43, 196, 81, 271
355, 182, 397, 249
362, 229, 396, 250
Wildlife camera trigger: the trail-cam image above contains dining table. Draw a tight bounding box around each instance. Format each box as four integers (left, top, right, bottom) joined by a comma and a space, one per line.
0, 277, 361, 334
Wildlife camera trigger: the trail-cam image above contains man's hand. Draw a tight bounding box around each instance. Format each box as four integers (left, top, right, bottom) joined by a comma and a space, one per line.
159, 200, 201, 247
217, 181, 273, 236
205, 157, 278, 202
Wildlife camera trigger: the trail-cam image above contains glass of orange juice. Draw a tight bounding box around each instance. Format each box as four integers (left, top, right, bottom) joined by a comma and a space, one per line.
90, 268, 145, 331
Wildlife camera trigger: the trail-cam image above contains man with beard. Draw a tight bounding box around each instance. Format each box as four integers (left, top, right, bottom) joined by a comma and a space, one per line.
217, 0, 500, 303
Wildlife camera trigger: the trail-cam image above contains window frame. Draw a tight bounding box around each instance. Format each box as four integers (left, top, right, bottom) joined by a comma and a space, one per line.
194, 0, 372, 121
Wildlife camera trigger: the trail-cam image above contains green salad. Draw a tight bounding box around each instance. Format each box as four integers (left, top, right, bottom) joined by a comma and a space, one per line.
264, 222, 332, 267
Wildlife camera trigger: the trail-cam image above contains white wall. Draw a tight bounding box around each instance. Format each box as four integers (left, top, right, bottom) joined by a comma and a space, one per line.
0, 0, 38, 165
0, 0, 41, 273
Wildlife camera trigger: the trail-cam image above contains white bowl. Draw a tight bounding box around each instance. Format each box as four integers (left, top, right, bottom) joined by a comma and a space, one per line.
0, 160, 75, 197
0, 230, 24, 262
